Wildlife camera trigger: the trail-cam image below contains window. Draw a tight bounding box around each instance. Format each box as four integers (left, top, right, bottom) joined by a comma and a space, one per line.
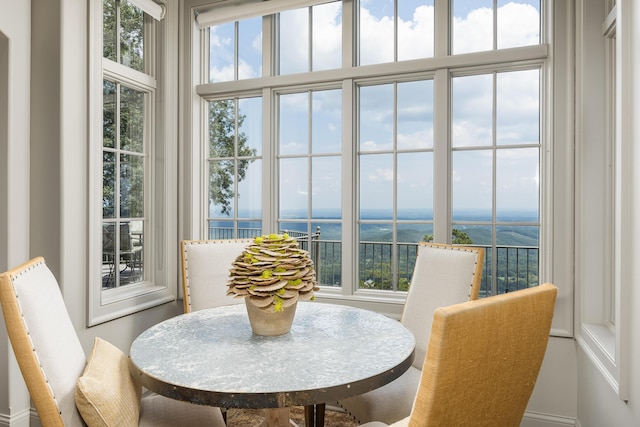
89, 0, 175, 325
577, 0, 629, 401
186, 0, 572, 330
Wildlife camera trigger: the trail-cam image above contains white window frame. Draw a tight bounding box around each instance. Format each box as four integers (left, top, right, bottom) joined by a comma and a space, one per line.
181, 0, 574, 333
576, 0, 630, 401
88, 0, 178, 326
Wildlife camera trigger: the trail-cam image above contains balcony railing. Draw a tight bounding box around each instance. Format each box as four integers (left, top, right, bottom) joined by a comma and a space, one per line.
329, 240, 538, 296
207, 226, 539, 296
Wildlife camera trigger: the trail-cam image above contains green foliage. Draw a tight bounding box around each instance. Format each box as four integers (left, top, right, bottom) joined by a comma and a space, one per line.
422, 228, 474, 244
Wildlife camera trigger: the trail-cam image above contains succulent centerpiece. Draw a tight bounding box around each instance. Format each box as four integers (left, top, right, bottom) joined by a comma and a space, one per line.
227, 233, 318, 335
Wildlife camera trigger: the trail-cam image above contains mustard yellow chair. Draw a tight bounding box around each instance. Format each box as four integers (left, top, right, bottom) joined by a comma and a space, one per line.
180, 239, 254, 313
360, 283, 558, 427
0, 257, 226, 427
339, 242, 484, 424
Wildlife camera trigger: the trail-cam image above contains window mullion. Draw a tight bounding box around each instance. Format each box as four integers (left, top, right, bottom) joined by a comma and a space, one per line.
342, 78, 355, 296
432, 68, 449, 243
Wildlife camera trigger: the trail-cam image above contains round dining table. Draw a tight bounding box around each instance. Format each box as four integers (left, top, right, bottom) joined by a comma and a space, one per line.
129, 301, 415, 427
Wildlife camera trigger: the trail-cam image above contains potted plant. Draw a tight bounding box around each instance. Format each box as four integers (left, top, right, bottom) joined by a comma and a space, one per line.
227, 233, 318, 335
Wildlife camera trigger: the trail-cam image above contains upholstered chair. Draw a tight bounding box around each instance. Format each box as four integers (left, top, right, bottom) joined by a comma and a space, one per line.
338, 242, 484, 424
359, 283, 558, 427
0, 257, 226, 427
180, 239, 254, 313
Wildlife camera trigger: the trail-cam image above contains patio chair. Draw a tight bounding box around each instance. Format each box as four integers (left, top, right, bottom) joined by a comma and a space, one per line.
0, 257, 225, 427
180, 239, 254, 313
338, 242, 484, 424
359, 283, 558, 427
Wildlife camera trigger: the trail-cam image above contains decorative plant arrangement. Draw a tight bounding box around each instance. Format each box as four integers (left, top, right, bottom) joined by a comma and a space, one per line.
227, 233, 318, 335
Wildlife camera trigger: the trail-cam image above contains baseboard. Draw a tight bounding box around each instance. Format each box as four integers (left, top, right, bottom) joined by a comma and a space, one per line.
522, 410, 578, 427
0, 408, 31, 427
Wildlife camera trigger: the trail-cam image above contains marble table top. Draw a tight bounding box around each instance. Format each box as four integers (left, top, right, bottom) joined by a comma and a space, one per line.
129, 301, 415, 408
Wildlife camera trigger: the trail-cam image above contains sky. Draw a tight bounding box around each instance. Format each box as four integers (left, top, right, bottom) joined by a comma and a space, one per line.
208, 1, 541, 219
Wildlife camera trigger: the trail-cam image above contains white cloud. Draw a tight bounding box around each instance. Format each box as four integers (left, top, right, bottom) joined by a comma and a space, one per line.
368, 168, 394, 183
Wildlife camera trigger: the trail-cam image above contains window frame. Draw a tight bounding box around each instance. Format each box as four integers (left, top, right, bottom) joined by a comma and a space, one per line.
182, 0, 573, 335
88, 0, 177, 326
576, 0, 630, 401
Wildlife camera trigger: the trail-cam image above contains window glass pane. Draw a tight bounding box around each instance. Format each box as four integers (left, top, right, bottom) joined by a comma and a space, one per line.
452, 0, 493, 54
398, 0, 434, 61
397, 152, 433, 216
280, 157, 309, 218
103, 80, 116, 148
209, 97, 261, 234
359, 0, 394, 65
103, 152, 116, 218
280, 8, 309, 75
497, 0, 540, 49
209, 159, 235, 217
496, 147, 539, 221
312, 89, 342, 153
210, 22, 235, 83
238, 97, 263, 155
497, 69, 539, 145
103, 0, 117, 62
120, 0, 145, 72
237, 160, 262, 219
280, 92, 309, 155
452, 74, 493, 148
452, 150, 493, 221
237, 221, 262, 238
208, 220, 234, 239
360, 154, 393, 218
210, 100, 238, 158
315, 221, 341, 287
397, 80, 434, 150
119, 153, 144, 218
312, 156, 341, 218
495, 225, 539, 292
238, 17, 262, 80
359, 222, 393, 290
359, 84, 393, 152
312, 2, 342, 71
120, 85, 144, 152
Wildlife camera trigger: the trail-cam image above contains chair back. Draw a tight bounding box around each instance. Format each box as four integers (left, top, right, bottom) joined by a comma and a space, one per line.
181, 239, 254, 313
409, 283, 558, 427
0, 257, 86, 427
402, 242, 484, 370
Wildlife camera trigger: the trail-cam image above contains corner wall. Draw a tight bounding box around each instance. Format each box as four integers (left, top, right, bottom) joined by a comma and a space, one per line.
0, 1, 32, 426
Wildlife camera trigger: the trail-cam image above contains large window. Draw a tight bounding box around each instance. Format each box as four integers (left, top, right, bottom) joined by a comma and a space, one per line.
187, 0, 572, 329
90, 0, 174, 325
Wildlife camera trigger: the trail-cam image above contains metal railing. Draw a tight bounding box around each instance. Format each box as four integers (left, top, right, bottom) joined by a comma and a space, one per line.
324, 240, 538, 295
206, 225, 539, 296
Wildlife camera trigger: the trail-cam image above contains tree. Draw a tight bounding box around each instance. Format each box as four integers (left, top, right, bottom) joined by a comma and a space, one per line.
209, 100, 258, 216
423, 228, 474, 244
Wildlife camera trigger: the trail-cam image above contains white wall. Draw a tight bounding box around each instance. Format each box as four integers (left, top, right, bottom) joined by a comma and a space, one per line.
0, 1, 33, 425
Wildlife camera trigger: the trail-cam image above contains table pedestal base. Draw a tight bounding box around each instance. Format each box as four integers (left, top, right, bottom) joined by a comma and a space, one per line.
258, 404, 326, 427
259, 408, 291, 427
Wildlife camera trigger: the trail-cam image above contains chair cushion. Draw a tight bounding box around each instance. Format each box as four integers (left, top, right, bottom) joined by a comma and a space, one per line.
75, 337, 142, 427
138, 394, 226, 426
339, 365, 421, 424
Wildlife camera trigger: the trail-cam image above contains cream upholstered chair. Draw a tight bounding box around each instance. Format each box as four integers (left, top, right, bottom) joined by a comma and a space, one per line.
180, 239, 254, 313
338, 242, 484, 424
0, 257, 225, 427
360, 283, 558, 427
